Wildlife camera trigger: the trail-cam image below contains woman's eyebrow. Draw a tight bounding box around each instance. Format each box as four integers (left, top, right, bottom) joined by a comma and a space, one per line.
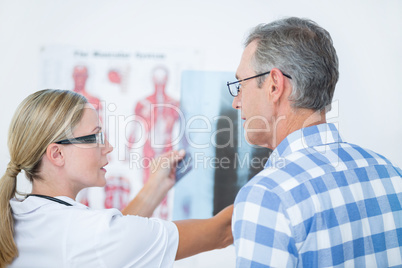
92, 126, 102, 133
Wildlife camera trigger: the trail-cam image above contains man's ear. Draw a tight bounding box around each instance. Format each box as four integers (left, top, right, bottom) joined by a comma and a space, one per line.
45, 144, 65, 167
268, 68, 287, 103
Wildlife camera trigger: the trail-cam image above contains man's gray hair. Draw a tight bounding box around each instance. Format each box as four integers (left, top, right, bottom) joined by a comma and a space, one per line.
245, 17, 339, 111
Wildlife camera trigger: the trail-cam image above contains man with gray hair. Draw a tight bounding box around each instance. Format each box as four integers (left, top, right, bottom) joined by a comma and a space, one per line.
228, 17, 402, 267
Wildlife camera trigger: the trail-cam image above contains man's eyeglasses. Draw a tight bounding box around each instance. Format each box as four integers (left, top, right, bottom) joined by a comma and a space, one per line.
227, 70, 292, 97
55, 132, 105, 145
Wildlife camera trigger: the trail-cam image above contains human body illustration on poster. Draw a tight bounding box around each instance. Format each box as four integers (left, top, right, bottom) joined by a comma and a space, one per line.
127, 66, 181, 219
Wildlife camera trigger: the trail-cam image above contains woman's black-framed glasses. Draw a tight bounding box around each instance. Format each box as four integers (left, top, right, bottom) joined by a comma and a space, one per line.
227, 70, 292, 97
55, 132, 105, 145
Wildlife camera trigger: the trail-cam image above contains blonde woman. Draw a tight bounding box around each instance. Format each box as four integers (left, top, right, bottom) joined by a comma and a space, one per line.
0, 89, 233, 267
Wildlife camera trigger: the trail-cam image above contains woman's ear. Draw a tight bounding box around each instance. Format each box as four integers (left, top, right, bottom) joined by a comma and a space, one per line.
45, 144, 65, 167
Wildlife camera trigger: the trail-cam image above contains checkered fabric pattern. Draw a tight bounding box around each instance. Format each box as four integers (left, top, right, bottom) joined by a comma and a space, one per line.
232, 123, 402, 267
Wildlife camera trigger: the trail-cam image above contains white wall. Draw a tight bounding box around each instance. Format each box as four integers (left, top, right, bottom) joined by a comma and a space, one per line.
0, 0, 401, 266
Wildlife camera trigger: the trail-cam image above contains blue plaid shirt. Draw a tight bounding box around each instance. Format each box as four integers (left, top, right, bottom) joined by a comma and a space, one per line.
232, 123, 402, 267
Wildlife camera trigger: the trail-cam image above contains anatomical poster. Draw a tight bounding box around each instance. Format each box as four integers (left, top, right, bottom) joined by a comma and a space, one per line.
39, 45, 203, 220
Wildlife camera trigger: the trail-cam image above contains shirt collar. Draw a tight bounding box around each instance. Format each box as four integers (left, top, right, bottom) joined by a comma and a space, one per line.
10, 195, 88, 215
265, 123, 343, 168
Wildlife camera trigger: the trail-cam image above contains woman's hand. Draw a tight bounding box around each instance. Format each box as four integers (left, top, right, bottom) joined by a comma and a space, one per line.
121, 150, 185, 217
148, 149, 186, 196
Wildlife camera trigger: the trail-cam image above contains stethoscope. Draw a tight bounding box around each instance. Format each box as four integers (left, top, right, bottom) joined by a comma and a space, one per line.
26, 194, 72, 206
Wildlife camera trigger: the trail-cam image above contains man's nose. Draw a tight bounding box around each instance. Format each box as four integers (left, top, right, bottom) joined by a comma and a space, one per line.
232, 97, 241, 110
